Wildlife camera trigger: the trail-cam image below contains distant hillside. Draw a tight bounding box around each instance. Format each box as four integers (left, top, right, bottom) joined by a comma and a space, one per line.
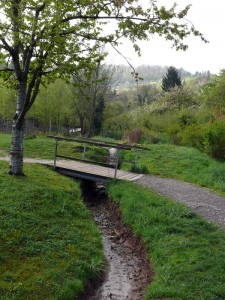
112, 65, 211, 86
113, 65, 193, 86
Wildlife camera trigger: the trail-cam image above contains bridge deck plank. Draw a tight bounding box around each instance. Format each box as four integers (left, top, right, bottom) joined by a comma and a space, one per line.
55, 160, 143, 181
0, 157, 143, 182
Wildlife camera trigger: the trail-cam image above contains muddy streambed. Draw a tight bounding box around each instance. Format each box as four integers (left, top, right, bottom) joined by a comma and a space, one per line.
80, 180, 152, 300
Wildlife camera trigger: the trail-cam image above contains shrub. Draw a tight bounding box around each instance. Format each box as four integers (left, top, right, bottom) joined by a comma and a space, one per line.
166, 123, 182, 145
102, 112, 132, 139
181, 124, 205, 151
179, 120, 225, 161
202, 120, 225, 160
123, 128, 144, 144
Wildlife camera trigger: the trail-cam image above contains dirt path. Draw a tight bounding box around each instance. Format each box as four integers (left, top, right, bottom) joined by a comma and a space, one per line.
136, 175, 225, 227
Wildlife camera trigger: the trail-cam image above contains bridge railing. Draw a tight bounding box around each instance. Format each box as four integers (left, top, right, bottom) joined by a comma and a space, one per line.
47, 135, 149, 179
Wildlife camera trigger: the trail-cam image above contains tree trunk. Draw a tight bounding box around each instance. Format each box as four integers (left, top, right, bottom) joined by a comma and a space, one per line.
9, 82, 26, 175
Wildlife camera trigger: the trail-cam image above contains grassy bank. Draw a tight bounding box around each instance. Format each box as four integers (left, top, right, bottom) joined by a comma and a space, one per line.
121, 144, 225, 195
0, 161, 104, 300
108, 181, 225, 300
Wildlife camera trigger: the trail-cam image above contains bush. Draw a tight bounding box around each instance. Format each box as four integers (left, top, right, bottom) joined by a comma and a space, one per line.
181, 124, 205, 151
166, 123, 182, 145
102, 112, 132, 139
123, 128, 144, 144
202, 119, 225, 160
181, 120, 225, 160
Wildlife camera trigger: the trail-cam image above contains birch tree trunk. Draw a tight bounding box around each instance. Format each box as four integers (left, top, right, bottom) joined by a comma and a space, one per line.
9, 82, 26, 175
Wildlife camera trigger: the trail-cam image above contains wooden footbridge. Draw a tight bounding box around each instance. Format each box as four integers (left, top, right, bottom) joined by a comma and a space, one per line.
46, 136, 148, 182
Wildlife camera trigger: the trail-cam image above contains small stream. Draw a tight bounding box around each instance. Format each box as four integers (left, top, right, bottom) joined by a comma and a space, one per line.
80, 180, 151, 300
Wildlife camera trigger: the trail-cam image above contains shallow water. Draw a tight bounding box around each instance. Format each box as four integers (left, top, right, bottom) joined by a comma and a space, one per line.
81, 181, 151, 300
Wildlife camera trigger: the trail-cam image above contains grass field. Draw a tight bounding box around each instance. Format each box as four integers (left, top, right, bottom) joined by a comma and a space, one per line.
2, 133, 225, 299
0, 134, 108, 162
0, 161, 104, 300
108, 181, 225, 300
121, 144, 225, 195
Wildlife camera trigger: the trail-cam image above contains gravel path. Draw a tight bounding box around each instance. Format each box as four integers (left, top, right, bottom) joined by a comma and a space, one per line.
136, 175, 225, 228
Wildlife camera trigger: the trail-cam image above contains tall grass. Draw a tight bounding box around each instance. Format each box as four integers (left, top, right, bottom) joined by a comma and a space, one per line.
0, 161, 104, 299
108, 181, 225, 300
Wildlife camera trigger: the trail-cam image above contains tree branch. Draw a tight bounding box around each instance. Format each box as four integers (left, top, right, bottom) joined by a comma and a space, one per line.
0, 68, 14, 72
61, 14, 151, 23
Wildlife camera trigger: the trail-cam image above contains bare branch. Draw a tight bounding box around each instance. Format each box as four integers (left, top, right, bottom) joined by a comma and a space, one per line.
110, 43, 136, 73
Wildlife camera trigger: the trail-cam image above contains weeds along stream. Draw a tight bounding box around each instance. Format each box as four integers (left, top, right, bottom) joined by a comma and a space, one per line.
80, 180, 151, 300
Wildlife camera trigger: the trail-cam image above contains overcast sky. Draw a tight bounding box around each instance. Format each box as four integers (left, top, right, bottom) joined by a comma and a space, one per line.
106, 0, 225, 74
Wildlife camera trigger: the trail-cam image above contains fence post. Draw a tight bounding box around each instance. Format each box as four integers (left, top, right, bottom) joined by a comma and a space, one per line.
82, 143, 86, 160
114, 148, 119, 179
54, 139, 58, 169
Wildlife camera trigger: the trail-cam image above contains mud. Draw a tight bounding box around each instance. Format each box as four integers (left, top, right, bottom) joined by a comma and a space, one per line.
80, 180, 152, 300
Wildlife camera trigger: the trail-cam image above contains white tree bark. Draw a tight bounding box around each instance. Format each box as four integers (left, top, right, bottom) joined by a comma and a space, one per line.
9, 82, 26, 175
9, 123, 24, 175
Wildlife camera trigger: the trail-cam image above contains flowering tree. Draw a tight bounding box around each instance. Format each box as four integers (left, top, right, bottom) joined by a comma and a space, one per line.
0, 0, 206, 175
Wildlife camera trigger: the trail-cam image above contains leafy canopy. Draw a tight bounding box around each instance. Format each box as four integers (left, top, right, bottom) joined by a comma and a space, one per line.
0, 0, 207, 120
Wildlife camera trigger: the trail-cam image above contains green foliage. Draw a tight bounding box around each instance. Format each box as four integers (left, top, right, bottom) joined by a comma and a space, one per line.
70, 62, 114, 136
178, 119, 225, 160
137, 84, 161, 106
180, 123, 205, 150
159, 85, 199, 110
0, 80, 17, 121
102, 106, 132, 139
162, 66, 182, 91
202, 119, 225, 160
29, 79, 73, 132
202, 69, 225, 109
108, 181, 225, 300
0, 162, 104, 299
165, 123, 182, 145
0, 0, 204, 114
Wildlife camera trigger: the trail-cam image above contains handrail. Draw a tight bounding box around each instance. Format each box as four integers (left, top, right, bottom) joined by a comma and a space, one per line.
48, 135, 148, 179
47, 135, 150, 151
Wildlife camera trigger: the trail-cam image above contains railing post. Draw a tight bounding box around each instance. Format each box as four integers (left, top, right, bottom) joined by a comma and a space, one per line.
82, 143, 86, 160
54, 139, 58, 169
114, 148, 119, 179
